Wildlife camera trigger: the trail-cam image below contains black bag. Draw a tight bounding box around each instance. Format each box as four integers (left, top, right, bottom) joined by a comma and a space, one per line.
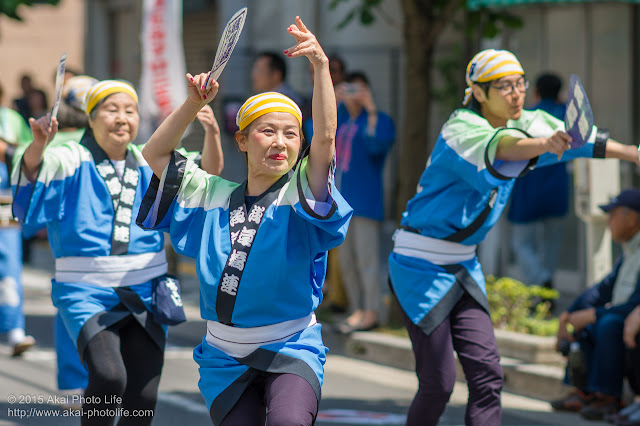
151, 274, 187, 325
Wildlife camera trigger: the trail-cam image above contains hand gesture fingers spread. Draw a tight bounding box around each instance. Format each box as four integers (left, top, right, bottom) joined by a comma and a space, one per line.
284, 16, 326, 67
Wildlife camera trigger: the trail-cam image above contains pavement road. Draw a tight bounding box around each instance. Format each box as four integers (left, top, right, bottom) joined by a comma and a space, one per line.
0, 265, 609, 426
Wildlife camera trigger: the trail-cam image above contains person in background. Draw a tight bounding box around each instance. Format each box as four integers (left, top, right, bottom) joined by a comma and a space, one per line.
0, 81, 34, 357
304, 54, 349, 315
508, 73, 568, 298
27, 88, 48, 120
195, 104, 224, 176
329, 55, 346, 89
551, 189, 640, 421
608, 304, 640, 425
46, 75, 97, 405
13, 74, 34, 123
251, 51, 305, 109
321, 71, 395, 333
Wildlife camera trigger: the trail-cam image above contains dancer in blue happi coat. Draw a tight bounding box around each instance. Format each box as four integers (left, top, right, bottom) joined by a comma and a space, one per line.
388, 49, 640, 426
0, 81, 34, 357
12, 80, 223, 425
137, 17, 352, 425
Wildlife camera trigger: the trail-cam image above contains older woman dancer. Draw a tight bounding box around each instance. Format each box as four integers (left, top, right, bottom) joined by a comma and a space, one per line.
13, 80, 222, 425
137, 17, 352, 425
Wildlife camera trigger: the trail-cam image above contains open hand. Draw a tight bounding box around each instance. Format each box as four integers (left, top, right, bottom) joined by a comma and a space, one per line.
284, 16, 327, 68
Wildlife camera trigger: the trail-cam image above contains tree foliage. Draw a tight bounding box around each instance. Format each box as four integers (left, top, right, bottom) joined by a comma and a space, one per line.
0, 0, 60, 21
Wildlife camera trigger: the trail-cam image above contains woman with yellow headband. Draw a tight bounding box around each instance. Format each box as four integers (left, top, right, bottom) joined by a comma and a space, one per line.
387, 49, 640, 426
12, 78, 223, 425
137, 16, 352, 425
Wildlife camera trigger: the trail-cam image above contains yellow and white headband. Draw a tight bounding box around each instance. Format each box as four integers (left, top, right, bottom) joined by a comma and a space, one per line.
236, 92, 302, 131
463, 49, 524, 105
84, 80, 139, 115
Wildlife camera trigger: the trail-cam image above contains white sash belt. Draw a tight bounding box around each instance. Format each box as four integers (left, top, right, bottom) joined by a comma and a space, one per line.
392, 229, 477, 265
206, 313, 317, 358
55, 249, 168, 287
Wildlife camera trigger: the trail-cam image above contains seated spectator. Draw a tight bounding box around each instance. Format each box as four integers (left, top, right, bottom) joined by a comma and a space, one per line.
551, 189, 640, 421
603, 304, 640, 425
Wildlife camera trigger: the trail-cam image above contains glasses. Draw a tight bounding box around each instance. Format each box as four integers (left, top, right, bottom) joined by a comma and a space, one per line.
489, 79, 530, 96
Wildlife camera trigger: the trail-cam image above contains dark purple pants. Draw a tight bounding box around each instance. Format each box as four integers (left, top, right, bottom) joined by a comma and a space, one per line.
219, 372, 317, 425
402, 292, 503, 426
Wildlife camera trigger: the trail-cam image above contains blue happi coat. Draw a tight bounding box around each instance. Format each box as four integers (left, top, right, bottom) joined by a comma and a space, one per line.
11, 131, 192, 357
137, 150, 352, 424
389, 108, 609, 334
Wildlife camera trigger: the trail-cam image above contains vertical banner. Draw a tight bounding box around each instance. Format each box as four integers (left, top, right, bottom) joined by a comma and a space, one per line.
138, 0, 187, 142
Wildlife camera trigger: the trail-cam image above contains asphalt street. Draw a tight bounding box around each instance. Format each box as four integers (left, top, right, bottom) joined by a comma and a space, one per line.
0, 261, 609, 425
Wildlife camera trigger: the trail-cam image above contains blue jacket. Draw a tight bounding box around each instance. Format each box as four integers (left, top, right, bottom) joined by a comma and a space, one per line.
508, 99, 569, 223
305, 103, 395, 221
568, 257, 640, 320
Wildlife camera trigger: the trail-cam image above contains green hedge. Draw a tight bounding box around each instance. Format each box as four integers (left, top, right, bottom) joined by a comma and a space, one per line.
486, 275, 558, 336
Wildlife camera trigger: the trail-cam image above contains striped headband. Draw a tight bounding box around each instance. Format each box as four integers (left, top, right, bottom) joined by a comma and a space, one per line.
63, 75, 99, 111
84, 80, 139, 115
463, 49, 524, 105
236, 92, 302, 131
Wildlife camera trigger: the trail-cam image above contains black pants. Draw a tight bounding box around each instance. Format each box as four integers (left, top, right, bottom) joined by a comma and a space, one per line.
220, 372, 317, 425
81, 315, 164, 426
402, 293, 503, 426
626, 333, 640, 395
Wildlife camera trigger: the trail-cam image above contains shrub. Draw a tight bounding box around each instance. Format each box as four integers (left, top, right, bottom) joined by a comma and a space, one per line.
486, 275, 559, 336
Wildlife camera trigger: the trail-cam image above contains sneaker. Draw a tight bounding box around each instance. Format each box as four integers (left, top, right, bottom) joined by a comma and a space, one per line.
11, 336, 36, 357
550, 389, 594, 412
580, 394, 620, 421
605, 401, 640, 424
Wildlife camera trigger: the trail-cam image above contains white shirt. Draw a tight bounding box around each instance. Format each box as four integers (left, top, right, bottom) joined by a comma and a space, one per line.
611, 230, 640, 305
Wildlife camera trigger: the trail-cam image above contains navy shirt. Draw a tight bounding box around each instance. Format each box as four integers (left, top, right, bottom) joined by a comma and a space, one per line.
507, 99, 569, 223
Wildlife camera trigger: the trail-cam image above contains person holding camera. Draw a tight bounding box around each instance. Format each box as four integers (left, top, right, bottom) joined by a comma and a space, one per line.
310, 71, 395, 333
552, 189, 640, 421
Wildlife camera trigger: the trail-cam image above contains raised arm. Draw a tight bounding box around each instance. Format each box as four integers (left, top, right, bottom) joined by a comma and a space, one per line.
23, 114, 58, 182
142, 73, 218, 178
285, 16, 335, 201
196, 104, 224, 175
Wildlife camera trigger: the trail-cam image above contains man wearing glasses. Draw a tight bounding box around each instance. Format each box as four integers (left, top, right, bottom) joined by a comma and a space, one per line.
388, 49, 640, 426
